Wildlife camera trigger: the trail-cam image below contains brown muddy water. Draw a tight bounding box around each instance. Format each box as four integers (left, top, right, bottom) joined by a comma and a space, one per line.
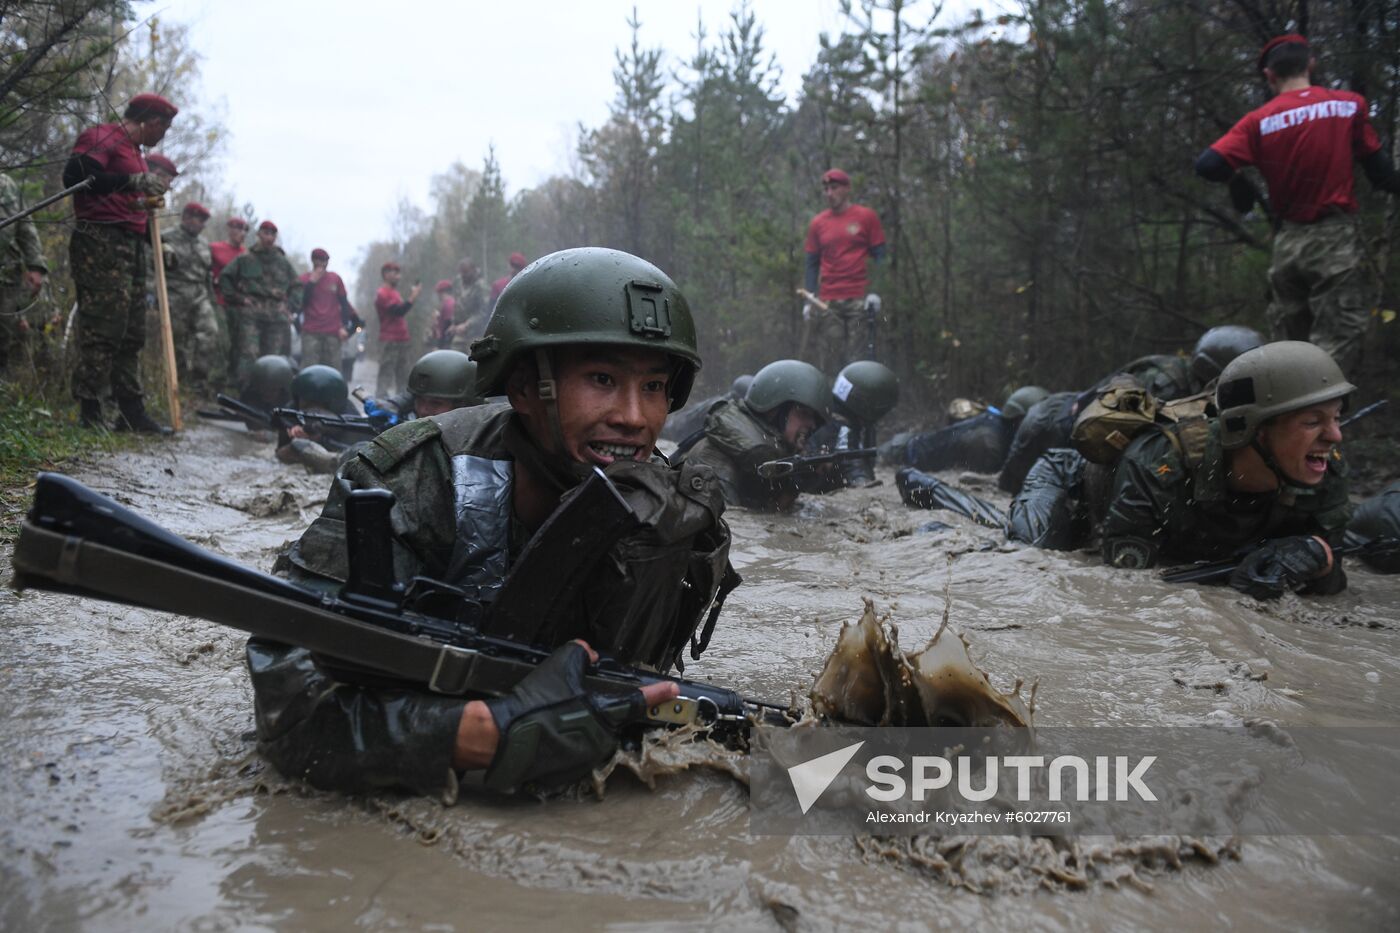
2, 424, 1398, 931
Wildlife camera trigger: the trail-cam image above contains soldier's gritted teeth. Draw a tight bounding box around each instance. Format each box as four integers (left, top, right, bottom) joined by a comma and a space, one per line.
1259, 401, 1344, 486
546, 347, 672, 467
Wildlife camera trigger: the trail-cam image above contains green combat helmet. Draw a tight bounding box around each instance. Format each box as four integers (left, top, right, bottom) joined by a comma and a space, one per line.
832, 360, 899, 424
1189, 325, 1264, 387
408, 349, 484, 404
746, 359, 829, 422
1216, 341, 1355, 449
730, 374, 754, 399
244, 355, 294, 407
470, 247, 701, 411
1001, 385, 1050, 420
290, 364, 348, 412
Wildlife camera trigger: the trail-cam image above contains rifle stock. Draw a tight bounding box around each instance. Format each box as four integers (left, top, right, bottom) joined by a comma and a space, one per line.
11, 473, 786, 734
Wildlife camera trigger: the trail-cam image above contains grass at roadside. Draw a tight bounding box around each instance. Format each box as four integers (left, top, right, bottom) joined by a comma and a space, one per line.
0, 385, 141, 539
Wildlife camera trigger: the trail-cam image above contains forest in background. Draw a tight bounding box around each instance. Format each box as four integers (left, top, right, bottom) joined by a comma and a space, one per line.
4, 0, 1399, 415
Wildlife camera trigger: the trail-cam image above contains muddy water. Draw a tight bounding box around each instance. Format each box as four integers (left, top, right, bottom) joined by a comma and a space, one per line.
2, 427, 1398, 930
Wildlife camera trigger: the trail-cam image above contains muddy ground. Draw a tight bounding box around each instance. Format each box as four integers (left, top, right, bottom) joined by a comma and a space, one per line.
1, 420, 1398, 931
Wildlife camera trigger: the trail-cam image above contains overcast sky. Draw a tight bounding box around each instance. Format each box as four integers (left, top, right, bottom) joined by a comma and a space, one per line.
138, 0, 872, 282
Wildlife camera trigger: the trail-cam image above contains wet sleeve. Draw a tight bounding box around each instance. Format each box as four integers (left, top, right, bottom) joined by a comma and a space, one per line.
245, 640, 463, 797
1100, 455, 1170, 569
1351, 94, 1383, 159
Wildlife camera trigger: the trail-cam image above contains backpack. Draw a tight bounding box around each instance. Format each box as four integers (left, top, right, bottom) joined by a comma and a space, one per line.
1071, 377, 1214, 465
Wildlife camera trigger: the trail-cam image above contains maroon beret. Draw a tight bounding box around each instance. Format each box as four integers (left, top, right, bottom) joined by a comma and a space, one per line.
435, 279, 454, 292
508, 251, 527, 270
182, 201, 210, 219
822, 168, 851, 186
125, 93, 178, 122
258, 220, 277, 233
311, 248, 329, 262
1259, 34, 1308, 72
226, 216, 249, 230
146, 153, 179, 176
381, 261, 401, 274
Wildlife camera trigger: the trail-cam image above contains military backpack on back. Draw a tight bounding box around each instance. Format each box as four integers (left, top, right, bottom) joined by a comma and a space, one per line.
1071, 377, 1213, 465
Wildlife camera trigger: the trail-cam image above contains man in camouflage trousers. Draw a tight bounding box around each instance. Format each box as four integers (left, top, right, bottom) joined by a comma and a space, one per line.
161, 201, 225, 391
0, 174, 49, 380
62, 93, 178, 431
1196, 35, 1400, 372
219, 220, 301, 383
448, 258, 488, 352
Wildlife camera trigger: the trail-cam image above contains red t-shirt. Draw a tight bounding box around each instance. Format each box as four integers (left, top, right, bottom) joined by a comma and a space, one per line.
804, 203, 885, 300
70, 123, 149, 233
1210, 86, 1382, 223
209, 241, 245, 306
299, 271, 349, 334
375, 285, 410, 342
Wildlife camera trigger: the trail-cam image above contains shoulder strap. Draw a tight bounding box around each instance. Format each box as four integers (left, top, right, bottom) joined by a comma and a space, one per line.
358, 418, 441, 473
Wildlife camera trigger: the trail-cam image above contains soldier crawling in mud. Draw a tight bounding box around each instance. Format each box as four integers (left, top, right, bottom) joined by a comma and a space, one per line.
274, 364, 365, 475
250, 248, 735, 797
803, 360, 899, 490
893, 385, 1049, 475
996, 325, 1263, 495
1014, 341, 1355, 597
675, 359, 828, 510
369, 349, 485, 423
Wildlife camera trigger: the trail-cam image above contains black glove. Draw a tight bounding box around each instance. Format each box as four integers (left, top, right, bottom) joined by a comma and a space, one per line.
482, 642, 642, 792
1229, 536, 1330, 600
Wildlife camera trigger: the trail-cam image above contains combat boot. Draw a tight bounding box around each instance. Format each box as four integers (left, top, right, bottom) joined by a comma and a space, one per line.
78, 398, 105, 429
113, 396, 173, 436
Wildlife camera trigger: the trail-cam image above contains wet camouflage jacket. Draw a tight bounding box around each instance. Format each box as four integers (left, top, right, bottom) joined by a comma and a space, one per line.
904, 411, 1015, 475
250, 403, 732, 797
1100, 418, 1352, 590
0, 175, 47, 285
1092, 353, 1196, 403
219, 243, 301, 309
1347, 480, 1400, 573
679, 398, 799, 509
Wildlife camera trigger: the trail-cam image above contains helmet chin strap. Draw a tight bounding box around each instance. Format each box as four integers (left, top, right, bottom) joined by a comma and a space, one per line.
1250, 435, 1300, 492
534, 348, 570, 460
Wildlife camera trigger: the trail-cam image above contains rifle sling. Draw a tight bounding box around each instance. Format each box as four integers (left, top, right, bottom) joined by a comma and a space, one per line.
13, 521, 533, 698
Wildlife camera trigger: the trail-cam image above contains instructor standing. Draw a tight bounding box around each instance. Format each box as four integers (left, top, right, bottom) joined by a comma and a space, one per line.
62, 93, 178, 432
1195, 34, 1400, 372
803, 169, 885, 376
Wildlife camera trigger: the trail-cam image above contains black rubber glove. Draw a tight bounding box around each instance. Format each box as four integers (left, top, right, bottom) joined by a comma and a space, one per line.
1229, 536, 1330, 600
483, 642, 643, 793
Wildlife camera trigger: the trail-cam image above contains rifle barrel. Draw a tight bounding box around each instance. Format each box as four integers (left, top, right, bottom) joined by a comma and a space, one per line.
0, 178, 93, 232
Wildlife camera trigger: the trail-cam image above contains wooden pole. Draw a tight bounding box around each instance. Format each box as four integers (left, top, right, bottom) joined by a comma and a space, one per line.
148, 207, 182, 431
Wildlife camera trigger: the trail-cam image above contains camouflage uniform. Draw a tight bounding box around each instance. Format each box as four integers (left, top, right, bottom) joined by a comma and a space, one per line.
1006, 417, 1352, 592
0, 175, 48, 378
449, 276, 488, 353
1346, 481, 1400, 574
162, 223, 225, 388
1268, 214, 1374, 372
70, 223, 148, 401
678, 398, 801, 510
219, 243, 301, 382
811, 298, 862, 378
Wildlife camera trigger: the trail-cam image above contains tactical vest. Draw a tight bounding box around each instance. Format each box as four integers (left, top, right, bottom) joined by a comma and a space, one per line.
1072, 379, 1213, 465
287, 404, 733, 673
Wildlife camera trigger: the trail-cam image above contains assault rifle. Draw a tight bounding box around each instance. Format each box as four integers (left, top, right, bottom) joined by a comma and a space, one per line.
269, 407, 377, 437
1341, 399, 1388, 429
11, 471, 791, 738
1159, 536, 1400, 585
757, 447, 877, 479
201, 392, 273, 429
